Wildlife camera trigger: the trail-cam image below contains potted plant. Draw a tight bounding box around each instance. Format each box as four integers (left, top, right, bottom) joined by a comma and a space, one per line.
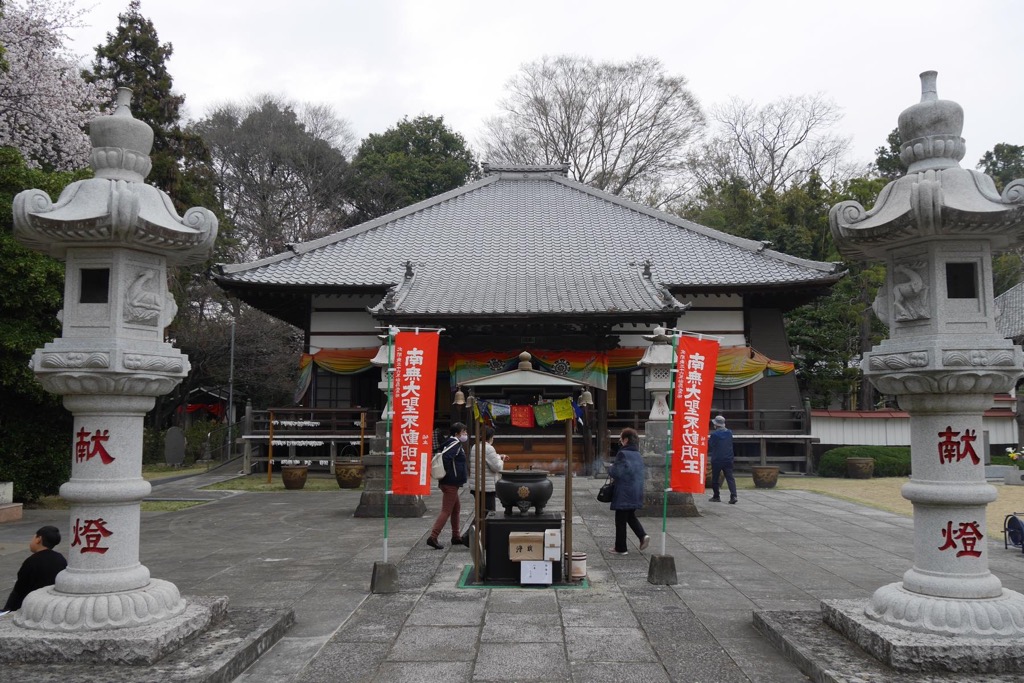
846, 457, 875, 479
281, 465, 308, 490
1005, 447, 1024, 486
335, 426, 366, 488
751, 465, 779, 489
335, 460, 365, 488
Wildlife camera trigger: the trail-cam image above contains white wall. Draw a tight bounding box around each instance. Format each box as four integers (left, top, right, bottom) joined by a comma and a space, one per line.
811, 411, 1018, 448
309, 294, 382, 352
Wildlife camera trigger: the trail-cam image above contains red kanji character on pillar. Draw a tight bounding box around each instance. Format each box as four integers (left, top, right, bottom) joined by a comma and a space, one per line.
937, 426, 960, 463
75, 427, 91, 463
89, 429, 115, 465
938, 520, 958, 551
958, 429, 979, 465
71, 517, 113, 554
74, 428, 115, 465
938, 520, 984, 558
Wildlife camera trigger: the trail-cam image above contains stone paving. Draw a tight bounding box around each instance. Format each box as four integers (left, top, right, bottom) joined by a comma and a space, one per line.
1, 472, 1023, 681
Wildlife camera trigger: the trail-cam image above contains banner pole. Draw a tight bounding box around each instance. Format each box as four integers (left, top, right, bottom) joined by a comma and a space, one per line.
382, 328, 395, 563
662, 334, 679, 556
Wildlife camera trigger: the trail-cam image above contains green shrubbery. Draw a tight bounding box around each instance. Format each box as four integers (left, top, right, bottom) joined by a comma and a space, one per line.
818, 446, 912, 478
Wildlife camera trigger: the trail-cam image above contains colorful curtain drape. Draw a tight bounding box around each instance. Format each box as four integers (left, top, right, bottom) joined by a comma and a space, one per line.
448, 346, 792, 393
296, 344, 794, 403
294, 348, 379, 403
714, 346, 795, 389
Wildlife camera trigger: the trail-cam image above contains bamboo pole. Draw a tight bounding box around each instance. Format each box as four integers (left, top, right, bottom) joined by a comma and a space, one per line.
473, 402, 483, 584
564, 415, 573, 582
359, 411, 366, 462
266, 410, 274, 484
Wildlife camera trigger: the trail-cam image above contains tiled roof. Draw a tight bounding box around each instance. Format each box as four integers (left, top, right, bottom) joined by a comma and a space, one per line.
216, 169, 842, 316
996, 281, 1024, 340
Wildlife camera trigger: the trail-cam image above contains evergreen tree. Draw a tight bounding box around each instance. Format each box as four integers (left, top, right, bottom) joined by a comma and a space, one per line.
85, 0, 208, 208
0, 147, 89, 500
872, 128, 904, 180
348, 115, 479, 222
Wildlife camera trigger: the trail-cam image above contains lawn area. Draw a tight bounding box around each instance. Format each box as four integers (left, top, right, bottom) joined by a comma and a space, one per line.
25, 497, 207, 512
142, 464, 208, 480
737, 475, 1024, 538
201, 473, 343, 493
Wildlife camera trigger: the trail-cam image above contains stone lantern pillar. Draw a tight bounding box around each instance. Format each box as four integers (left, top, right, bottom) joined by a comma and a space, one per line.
637, 327, 698, 517
827, 72, 1024, 663
9, 89, 217, 632
355, 332, 425, 518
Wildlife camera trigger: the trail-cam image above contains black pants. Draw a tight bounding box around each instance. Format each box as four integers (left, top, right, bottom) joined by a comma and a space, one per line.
615, 509, 646, 552
711, 462, 737, 500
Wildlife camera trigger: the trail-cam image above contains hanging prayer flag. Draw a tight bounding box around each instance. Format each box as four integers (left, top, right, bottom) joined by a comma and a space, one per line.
510, 405, 535, 428
390, 331, 439, 495
669, 336, 720, 494
534, 402, 557, 427
489, 401, 511, 423
552, 397, 574, 421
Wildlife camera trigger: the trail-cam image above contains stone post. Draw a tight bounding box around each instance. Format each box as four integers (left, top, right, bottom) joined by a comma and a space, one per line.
827, 72, 1024, 651
355, 338, 425, 517
9, 88, 217, 631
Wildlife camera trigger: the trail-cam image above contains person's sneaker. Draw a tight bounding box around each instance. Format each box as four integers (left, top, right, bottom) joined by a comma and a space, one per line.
729, 498, 738, 504
639, 535, 651, 551
708, 496, 721, 502
451, 536, 467, 546
426, 537, 444, 550
607, 547, 628, 555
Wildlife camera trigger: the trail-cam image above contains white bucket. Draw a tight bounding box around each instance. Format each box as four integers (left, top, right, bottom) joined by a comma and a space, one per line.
566, 551, 587, 578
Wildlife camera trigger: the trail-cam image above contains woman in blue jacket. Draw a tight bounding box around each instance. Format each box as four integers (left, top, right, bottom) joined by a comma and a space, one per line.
427, 422, 469, 549
607, 428, 650, 555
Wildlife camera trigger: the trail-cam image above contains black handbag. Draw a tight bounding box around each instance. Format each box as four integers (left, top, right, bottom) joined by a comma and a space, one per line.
597, 480, 614, 503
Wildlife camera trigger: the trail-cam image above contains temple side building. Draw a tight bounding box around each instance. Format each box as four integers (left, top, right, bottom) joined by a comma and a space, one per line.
214, 164, 844, 471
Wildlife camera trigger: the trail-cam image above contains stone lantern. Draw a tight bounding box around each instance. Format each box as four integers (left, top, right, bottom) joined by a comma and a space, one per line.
8, 89, 217, 633
637, 326, 674, 424
826, 72, 1024, 668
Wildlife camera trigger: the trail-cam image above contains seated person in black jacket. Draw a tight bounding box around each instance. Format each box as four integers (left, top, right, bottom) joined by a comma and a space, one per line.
2, 525, 67, 612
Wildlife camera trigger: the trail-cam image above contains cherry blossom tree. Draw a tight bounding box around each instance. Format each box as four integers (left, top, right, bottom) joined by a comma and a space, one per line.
0, 0, 110, 170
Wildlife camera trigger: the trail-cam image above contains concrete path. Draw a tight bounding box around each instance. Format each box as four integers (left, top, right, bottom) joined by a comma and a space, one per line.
2, 473, 1023, 682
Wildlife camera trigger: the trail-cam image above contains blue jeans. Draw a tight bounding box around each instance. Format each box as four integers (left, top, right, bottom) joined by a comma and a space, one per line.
711, 462, 737, 500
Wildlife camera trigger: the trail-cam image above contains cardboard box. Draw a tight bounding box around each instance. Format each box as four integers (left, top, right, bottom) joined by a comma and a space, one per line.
543, 544, 560, 562
508, 532, 544, 561
520, 560, 553, 585
544, 528, 561, 548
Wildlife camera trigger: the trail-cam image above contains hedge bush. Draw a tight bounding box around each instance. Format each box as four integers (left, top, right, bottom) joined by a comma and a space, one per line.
818, 446, 911, 478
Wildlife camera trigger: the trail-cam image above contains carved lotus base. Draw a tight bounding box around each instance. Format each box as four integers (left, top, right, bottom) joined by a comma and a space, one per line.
865, 582, 1024, 638
14, 578, 185, 631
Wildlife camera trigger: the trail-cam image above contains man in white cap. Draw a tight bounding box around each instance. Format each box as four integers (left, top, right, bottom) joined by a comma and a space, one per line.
708, 415, 737, 504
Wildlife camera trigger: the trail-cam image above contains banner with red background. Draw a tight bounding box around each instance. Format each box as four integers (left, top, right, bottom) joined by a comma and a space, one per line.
390, 331, 439, 495
669, 337, 720, 493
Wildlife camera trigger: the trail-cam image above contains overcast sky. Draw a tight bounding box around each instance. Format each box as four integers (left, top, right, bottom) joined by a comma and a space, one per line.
65, 0, 1023, 170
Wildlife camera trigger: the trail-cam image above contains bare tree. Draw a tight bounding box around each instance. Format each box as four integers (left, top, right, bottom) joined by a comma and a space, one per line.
481, 56, 705, 206
191, 94, 353, 260
691, 93, 853, 195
